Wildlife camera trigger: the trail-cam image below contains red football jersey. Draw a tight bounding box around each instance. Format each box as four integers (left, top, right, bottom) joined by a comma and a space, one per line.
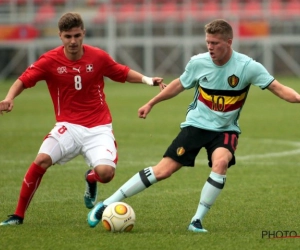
19, 45, 130, 127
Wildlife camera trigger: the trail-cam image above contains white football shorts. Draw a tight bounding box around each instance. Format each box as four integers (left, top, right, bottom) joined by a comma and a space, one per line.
38, 122, 118, 168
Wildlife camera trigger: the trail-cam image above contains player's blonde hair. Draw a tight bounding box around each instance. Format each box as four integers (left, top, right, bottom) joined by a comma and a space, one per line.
204, 19, 233, 40
58, 12, 84, 32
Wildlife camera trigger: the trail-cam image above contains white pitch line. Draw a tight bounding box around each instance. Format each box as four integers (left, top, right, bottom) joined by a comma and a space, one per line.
237, 149, 300, 161
241, 138, 300, 147
237, 138, 300, 161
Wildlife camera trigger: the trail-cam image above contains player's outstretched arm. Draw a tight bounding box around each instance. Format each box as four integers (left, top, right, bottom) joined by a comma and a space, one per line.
126, 69, 166, 91
267, 80, 300, 103
0, 79, 25, 115
138, 78, 184, 119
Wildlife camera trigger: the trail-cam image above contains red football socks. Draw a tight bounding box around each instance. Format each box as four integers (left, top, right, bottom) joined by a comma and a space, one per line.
14, 163, 46, 218
86, 169, 100, 183
86, 169, 114, 183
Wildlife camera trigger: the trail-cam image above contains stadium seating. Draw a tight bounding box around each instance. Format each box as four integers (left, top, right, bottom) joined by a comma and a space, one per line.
33, 4, 56, 25
243, 0, 263, 18
182, 2, 201, 20
155, 2, 181, 22
2, 0, 300, 26
93, 4, 111, 23
270, 0, 283, 17
222, 0, 242, 17
200, 1, 221, 19
116, 3, 140, 22
285, 0, 300, 17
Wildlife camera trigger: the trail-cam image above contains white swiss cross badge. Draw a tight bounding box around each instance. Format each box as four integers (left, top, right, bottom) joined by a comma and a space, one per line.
86, 64, 93, 72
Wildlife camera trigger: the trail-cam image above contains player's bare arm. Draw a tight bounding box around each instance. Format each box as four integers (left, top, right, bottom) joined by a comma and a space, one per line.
0, 79, 25, 114
138, 78, 184, 119
267, 80, 300, 103
126, 69, 166, 91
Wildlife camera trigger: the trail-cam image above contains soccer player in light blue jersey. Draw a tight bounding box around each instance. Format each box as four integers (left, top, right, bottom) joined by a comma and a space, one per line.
87, 19, 300, 232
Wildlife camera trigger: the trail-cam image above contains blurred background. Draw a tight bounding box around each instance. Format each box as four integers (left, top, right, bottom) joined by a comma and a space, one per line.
0, 0, 300, 79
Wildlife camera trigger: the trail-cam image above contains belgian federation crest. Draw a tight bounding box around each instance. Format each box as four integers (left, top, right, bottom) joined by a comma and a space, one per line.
176, 147, 185, 156
227, 74, 239, 88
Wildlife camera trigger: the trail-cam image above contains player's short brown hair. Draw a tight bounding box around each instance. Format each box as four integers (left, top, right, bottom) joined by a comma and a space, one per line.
58, 12, 84, 32
204, 19, 233, 40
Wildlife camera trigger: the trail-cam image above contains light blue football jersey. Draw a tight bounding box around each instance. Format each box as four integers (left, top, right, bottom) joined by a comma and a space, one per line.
179, 50, 275, 134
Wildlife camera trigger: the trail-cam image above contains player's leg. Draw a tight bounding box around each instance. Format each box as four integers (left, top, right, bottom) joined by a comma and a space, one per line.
0, 124, 78, 226
104, 157, 181, 204
87, 157, 182, 227
0, 138, 60, 226
87, 126, 197, 228
0, 156, 51, 226
188, 147, 229, 233
84, 165, 115, 209
188, 132, 238, 233
83, 126, 117, 209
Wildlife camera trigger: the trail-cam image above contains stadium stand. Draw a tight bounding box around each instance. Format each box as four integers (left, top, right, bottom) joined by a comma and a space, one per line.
270, 0, 283, 17
1, 0, 300, 79
286, 0, 300, 17
93, 4, 111, 24
243, 0, 263, 18
0, 0, 299, 39
199, 1, 221, 20
33, 3, 56, 25
1, 0, 300, 24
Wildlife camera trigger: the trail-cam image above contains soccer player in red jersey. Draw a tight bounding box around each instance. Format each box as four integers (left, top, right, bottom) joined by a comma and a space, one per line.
0, 12, 164, 225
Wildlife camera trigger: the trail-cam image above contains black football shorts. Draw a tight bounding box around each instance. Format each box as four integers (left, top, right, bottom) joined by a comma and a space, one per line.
163, 126, 238, 168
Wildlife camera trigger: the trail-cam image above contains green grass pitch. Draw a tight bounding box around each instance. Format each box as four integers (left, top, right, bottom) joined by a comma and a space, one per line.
0, 77, 300, 249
